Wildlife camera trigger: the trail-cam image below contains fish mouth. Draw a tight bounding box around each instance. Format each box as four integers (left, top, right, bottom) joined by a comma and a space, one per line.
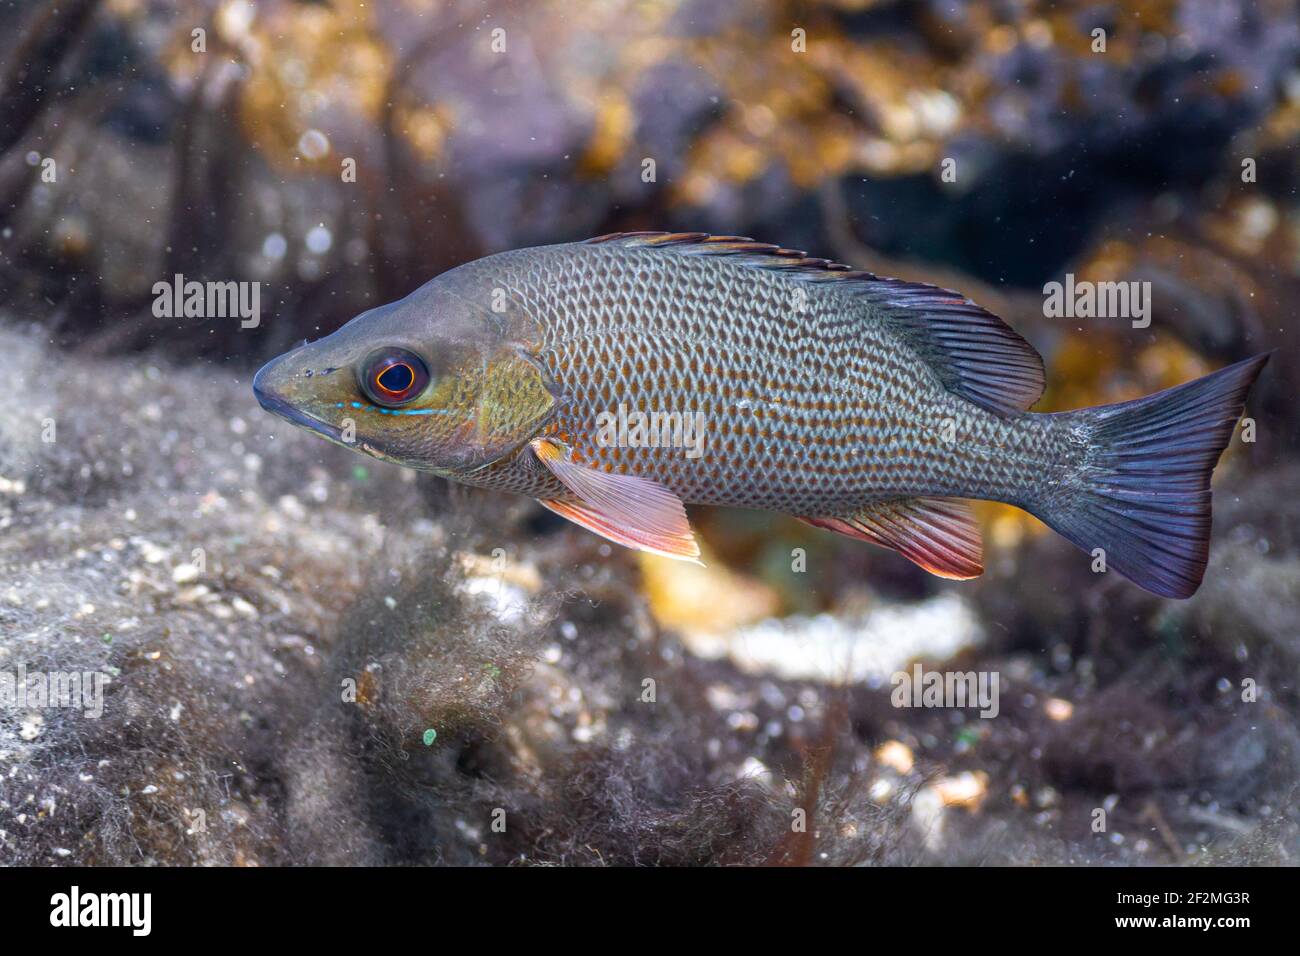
253, 362, 345, 444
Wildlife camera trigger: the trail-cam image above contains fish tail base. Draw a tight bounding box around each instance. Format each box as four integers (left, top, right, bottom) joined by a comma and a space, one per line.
1032, 353, 1269, 599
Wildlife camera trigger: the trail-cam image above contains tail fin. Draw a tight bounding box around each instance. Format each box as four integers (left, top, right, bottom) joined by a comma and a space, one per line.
1033, 354, 1269, 599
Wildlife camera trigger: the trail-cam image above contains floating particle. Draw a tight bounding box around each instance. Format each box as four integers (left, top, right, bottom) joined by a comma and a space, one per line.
306, 224, 333, 254
1044, 698, 1074, 721
261, 233, 288, 260
298, 129, 330, 161
875, 740, 915, 774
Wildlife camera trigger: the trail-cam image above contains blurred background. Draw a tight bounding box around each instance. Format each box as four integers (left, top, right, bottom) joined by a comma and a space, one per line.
0, 0, 1297, 866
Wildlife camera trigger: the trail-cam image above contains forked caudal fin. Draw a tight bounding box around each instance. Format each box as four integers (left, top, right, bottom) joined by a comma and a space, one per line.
1032, 354, 1269, 599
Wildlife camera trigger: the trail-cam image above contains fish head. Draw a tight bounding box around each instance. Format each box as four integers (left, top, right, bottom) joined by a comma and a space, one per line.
253, 270, 559, 474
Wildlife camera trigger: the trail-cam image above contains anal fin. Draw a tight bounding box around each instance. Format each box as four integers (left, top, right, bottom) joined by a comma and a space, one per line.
798, 498, 983, 580
531, 438, 702, 563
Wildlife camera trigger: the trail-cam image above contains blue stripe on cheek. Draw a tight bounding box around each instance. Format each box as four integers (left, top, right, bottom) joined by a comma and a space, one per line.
334, 402, 454, 417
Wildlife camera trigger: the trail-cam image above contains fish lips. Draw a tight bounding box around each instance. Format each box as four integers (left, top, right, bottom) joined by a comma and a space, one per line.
253, 358, 346, 444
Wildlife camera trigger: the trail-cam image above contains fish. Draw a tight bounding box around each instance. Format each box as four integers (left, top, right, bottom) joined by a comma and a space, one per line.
253, 232, 1269, 599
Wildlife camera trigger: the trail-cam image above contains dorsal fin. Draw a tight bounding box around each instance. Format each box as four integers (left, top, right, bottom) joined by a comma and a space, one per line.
584, 232, 1045, 416
858, 279, 1045, 416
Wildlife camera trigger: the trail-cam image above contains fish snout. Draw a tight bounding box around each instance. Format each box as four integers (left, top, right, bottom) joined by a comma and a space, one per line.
252, 352, 346, 442
252, 354, 293, 416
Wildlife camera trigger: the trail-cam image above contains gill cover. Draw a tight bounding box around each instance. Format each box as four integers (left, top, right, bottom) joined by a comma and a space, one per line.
427, 340, 561, 474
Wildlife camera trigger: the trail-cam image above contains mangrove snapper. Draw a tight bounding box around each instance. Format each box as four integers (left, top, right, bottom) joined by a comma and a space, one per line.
254, 232, 1268, 598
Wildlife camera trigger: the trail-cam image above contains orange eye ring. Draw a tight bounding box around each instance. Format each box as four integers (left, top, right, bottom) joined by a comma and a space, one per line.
359, 348, 429, 407
376, 362, 415, 396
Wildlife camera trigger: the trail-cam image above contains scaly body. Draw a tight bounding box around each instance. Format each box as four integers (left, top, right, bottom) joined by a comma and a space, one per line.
254, 232, 1267, 598
450, 239, 1073, 515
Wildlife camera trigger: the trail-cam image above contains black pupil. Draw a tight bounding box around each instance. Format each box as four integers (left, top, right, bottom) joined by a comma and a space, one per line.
378, 363, 414, 393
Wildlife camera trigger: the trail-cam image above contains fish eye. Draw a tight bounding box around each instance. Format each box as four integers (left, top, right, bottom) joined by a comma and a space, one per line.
359, 347, 430, 407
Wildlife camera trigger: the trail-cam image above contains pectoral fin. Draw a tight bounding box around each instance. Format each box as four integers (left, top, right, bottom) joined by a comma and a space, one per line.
531, 438, 702, 563
798, 498, 983, 579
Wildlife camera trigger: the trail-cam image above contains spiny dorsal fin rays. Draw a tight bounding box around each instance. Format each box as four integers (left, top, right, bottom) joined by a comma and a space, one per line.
584, 231, 1046, 417
586, 231, 857, 274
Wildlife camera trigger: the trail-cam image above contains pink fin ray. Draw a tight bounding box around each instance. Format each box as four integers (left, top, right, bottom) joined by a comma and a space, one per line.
798, 497, 983, 580
531, 439, 701, 563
